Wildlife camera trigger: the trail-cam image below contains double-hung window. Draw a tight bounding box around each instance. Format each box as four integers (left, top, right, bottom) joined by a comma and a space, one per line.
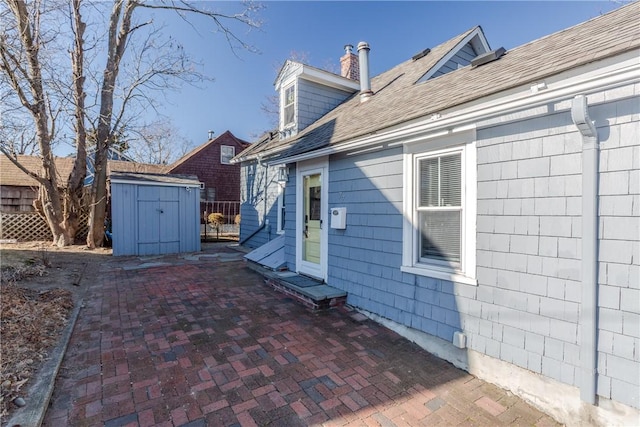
418, 153, 462, 266
283, 84, 295, 127
402, 132, 476, 285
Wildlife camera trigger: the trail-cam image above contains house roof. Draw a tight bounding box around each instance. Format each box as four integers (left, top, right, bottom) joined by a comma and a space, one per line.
166, 130, 249, 173
240, 2, 640, 163
108, 160, 167, 175
0, 155, 75, 187
232, 129, 279, 162
0, 154, 167, 187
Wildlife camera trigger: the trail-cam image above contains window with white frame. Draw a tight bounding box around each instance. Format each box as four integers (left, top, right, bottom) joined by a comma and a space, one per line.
221, 145, 235, 164
276, 185, 285, 234
402, 132, 476, 285
418, 153, 462, 265
283, 84, 295, 127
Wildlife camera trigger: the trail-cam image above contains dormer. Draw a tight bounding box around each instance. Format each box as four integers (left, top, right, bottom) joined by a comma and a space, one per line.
274, 57, 360, 140
416, 27, 491, 83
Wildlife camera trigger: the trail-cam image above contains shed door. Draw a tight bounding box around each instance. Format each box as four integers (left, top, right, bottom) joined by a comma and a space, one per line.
137, 186, 180, 255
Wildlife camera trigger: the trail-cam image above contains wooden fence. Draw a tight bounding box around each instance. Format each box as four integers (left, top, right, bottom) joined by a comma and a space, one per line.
0, 211, 89, 242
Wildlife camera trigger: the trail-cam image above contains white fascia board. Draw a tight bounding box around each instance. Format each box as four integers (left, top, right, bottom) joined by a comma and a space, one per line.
272, 50, 639, 165
275, 62, 359, 93
299, 66, 360, 92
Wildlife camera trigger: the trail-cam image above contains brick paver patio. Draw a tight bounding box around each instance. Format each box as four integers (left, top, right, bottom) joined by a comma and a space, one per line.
43, 244, 560, 426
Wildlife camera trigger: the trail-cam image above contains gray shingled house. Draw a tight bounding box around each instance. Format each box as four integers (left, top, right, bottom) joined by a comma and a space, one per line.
234, 4, 640, 425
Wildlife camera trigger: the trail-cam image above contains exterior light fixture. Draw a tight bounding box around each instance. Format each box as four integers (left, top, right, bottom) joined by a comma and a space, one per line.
277, 165, 288, 184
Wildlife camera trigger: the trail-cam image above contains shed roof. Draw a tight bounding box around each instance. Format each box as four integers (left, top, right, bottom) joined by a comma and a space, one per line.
109, 171, 200, 187
239, 1, 640, 162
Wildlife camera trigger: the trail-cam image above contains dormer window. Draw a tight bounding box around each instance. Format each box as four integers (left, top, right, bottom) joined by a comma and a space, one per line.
283, 84, 295, 127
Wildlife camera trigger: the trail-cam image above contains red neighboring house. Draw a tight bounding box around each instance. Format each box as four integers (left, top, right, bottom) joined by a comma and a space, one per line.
167, 130, 249, 203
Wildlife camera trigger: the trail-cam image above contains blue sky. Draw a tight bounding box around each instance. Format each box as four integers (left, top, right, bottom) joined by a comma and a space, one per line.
139, 1, 623, 150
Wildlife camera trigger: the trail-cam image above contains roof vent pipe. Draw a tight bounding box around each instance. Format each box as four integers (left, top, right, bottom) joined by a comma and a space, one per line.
357, 42, 373, 102
208, 130, 214, 140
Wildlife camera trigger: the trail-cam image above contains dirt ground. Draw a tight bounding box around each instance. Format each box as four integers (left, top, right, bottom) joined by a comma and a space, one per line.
0, 241, 111, 421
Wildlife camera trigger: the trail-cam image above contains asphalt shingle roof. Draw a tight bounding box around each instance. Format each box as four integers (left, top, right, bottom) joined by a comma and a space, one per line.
0, 154, 167, 187
243, 2, 640, 162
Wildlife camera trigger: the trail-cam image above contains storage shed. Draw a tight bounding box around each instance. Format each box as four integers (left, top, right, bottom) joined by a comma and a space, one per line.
110, 172, 201, 256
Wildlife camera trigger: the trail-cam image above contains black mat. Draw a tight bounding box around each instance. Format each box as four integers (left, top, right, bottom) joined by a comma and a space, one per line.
281, 275, 323, 288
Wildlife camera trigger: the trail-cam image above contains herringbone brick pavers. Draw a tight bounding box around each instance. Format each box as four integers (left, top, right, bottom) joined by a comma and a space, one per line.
43, 245, 561, 426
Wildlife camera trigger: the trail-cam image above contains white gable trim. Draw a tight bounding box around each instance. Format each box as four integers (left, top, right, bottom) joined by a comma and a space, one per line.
417, 27, 491, 84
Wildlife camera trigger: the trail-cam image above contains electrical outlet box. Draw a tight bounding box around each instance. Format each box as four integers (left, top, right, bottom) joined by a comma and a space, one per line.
453, 331, 466, 349
330, 207, 347, 229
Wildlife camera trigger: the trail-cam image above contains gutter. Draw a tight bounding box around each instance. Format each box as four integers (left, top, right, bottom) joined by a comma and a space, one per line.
571, 94, 599, 405
259, 59, 638, 166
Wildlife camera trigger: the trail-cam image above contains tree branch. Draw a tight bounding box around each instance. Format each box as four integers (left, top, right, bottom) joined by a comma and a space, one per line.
135, 0, 262, 55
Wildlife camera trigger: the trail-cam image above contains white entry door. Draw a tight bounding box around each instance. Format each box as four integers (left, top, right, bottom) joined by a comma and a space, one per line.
296, 159, 328, 280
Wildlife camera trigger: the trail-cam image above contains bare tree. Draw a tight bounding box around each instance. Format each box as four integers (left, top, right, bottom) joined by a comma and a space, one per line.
0, 0, 86, 246
0, 114, 38, 155
0, 0, 261, 247
127, 119, 192, 165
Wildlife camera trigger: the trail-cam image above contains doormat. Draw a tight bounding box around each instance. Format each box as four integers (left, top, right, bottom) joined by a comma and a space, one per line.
281, 275, 323, 288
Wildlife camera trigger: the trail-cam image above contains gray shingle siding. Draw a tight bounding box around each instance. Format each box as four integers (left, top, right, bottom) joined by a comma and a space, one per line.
239, 160, 281, 248
475, 109, 586, 385
297, 79, 354, 133
430, 43, 477, 78
592, 84, 640, 409
474, 84, 639, 407
282, 83, 640, 410
326, 148, 462, 344
283, 164, 297, 272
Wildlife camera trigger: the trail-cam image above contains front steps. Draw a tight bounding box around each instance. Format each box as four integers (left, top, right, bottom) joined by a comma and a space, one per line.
245, 260, 347, 311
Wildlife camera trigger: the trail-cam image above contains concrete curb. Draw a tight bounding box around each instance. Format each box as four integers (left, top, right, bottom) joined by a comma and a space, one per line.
4, 298, 84, 427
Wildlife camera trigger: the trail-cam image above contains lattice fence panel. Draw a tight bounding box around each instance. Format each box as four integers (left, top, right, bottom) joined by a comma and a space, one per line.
0, 211, 89, 242
0, 212, 51, 241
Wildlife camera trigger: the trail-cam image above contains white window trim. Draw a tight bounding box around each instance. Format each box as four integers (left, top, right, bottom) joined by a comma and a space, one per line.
276, 184, 285, 235
221, 145, 235, 165
282, 83, 296, 129
401, 131, 477, 286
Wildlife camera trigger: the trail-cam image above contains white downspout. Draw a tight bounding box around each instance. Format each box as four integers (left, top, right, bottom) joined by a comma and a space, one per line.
571, 94, 599, 405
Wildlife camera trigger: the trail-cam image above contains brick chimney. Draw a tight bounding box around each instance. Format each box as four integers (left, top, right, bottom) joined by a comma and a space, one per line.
340, 44, 359, 81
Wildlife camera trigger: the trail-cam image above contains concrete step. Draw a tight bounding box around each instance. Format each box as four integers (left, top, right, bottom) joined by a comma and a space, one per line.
245, 260, 347, 311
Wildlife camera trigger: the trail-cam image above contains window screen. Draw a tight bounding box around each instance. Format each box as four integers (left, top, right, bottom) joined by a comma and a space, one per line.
417, 153, 462, 265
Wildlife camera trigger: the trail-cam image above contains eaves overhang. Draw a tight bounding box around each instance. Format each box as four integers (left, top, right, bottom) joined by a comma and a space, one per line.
275, 61, 359, 93
268, 53, 640, 166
